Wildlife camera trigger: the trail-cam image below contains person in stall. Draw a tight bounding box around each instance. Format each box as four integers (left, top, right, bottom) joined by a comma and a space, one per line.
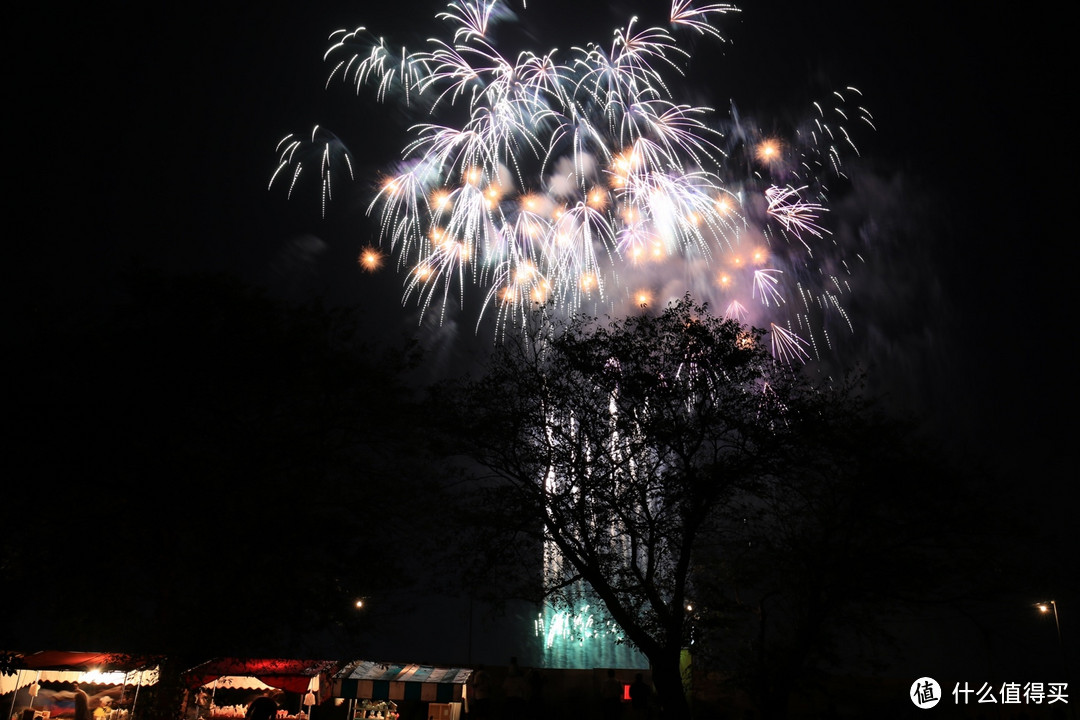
194, 689, 210, 719
74, 685, 92, 720
93, 696, 114, 720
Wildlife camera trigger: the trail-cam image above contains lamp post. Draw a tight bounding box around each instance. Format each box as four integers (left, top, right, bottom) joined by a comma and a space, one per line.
1036, 601, 1070, 686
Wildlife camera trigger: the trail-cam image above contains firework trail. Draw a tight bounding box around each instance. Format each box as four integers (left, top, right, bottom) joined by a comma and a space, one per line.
270, 126, 354, 219
271, 0, 873, 360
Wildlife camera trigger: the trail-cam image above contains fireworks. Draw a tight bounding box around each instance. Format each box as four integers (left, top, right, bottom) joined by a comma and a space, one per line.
270, 127, 354, 218
272, 0, 873, 360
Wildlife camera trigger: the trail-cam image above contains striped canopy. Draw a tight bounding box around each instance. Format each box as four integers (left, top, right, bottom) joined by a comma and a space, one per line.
333, 661, 472, 704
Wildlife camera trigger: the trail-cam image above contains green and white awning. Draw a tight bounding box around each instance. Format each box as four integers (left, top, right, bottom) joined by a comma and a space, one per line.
333, 661, 472, 703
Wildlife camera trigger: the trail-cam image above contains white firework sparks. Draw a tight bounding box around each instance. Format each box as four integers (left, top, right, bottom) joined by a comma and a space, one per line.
270, 0, 873, 361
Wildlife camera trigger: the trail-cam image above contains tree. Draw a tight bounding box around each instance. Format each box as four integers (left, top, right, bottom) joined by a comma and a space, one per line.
687, 386, 977, 719
443, 296, 825, 720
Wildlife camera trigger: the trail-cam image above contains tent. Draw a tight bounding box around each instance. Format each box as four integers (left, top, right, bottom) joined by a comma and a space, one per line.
183, 659, 340, 695
333, 661, 472, 705
182, 658, 342, 718
2, 652, 161, 694
1, 651, 160, 720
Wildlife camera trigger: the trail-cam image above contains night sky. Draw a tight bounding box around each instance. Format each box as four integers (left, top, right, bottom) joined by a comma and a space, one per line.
8, 0, 1073, 685
20, 0, 1064, 475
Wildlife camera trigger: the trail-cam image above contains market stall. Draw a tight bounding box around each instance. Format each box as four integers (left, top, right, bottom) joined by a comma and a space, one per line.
182, 659, 341, 720
1, 652, 160, 720
332, 661, 472, 720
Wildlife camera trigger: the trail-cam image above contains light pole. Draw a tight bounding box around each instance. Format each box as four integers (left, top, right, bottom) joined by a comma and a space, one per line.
1036, 601, 1070, 686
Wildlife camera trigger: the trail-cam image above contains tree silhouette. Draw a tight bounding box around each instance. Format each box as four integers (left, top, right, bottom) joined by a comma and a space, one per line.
442, 296, 843, 720
686, 383, 978, 719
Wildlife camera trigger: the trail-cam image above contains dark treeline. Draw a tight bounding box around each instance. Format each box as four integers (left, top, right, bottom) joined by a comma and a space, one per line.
3, 269, 447, 660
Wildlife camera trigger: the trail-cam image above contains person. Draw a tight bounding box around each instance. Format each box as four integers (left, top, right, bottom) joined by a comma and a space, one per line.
468, 665, 491, 719
628, 674, 650, 720
245, 695, 278, 720
600, 669, 622, 720
74, 685, 92, 720
93, 697, 113, 720
195, 690, 210, 719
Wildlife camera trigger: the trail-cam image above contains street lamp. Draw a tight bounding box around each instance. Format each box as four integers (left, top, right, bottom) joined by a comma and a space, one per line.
1036, 600, 1070, 685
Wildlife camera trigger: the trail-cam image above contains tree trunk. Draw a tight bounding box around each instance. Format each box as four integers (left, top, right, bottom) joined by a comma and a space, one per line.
650, 652, 692, 720
144, 654, 191, 720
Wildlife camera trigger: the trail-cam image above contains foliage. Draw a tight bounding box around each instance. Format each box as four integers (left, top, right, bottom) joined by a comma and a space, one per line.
686, 380, 978, 718
439, 294, 989, 719
441, 295, 831, 719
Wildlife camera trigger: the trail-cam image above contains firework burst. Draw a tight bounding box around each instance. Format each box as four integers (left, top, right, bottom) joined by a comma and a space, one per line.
271, 0, 873, 361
